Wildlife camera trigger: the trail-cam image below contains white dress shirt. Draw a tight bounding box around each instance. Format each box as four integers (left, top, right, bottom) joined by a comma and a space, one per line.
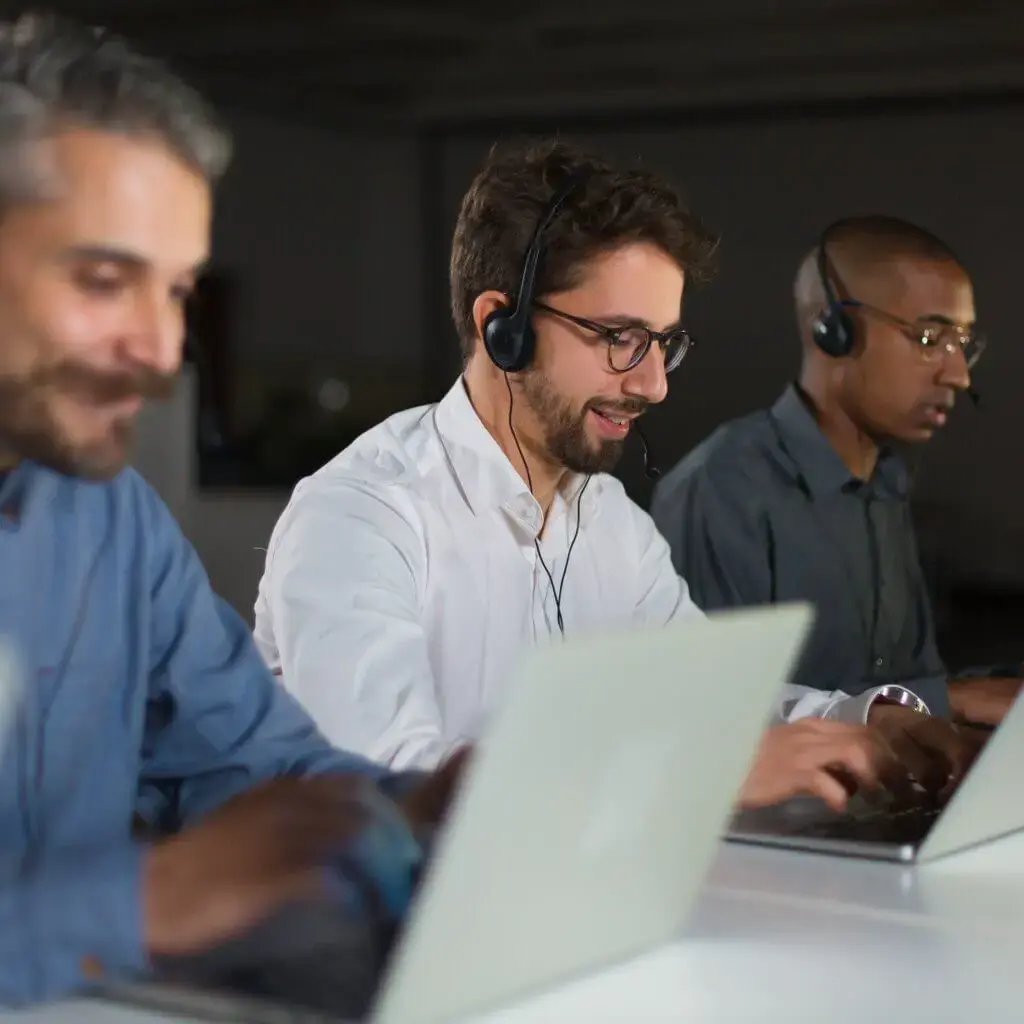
254, 379, 895, 769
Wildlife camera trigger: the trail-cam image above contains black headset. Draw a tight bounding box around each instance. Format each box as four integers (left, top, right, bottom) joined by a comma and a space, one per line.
810, 223, 856, 358
483, 171, 590, 373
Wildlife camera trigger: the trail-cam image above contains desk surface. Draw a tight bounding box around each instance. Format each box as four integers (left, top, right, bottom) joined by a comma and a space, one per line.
7, 832, 1024, 1023
477, 831, 1024, 1022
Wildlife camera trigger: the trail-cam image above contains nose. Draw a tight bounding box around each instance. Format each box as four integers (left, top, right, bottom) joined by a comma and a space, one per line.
118, 287, 185, 377
621, 340, 669, 405
935, 340, 971, 394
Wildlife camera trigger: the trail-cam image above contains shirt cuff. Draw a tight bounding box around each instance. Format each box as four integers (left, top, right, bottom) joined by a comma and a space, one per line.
332, 781, 424, 922
822, 685, 928, 725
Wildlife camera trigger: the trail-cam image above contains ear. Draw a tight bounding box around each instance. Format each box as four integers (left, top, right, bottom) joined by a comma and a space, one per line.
471, 290, 512, 350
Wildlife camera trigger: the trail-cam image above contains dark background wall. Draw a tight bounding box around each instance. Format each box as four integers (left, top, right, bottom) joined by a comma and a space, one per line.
43, 1, 1024, 666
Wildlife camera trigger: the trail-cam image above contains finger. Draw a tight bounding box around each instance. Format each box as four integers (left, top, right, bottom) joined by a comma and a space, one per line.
888, 733, 947, 794
821, 764, 862, 798
807, 770, 851, 814
861, 736, 917, 804
816, 736, 883, 792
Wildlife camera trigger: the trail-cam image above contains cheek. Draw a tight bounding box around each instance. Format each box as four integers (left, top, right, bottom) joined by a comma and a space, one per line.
23, 281, 123, 366
538, 335, 613, 407
861, 360, 925, 416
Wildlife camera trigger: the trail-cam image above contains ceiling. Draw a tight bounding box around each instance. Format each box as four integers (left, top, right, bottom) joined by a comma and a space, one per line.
36, 1, 1024, 129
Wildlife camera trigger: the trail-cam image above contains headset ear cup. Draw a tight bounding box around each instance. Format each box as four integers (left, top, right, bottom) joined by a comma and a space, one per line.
812, 305, 855, 358
483, 308, 533, 372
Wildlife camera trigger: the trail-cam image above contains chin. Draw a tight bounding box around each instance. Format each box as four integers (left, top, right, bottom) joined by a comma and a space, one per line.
897, 426, 936, 446
55, 424, 135, 480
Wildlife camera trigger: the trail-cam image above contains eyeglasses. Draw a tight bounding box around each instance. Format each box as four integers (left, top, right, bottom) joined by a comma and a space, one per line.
839, 299, 987, 369
534, 302, 694, 374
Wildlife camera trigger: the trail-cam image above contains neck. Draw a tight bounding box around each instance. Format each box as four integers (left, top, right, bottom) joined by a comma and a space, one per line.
797, 366, 879, 481
462, 359, 567, 516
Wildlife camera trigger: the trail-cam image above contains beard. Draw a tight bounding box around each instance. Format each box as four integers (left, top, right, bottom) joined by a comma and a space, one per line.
0, 360, 176, 480
519, 366, 648, 475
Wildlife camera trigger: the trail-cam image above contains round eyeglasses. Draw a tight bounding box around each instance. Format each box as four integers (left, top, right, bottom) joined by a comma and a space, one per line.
534, 301, 694, 374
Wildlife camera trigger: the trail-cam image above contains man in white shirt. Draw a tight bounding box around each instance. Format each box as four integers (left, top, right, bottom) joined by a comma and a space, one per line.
255, 140, 966, 808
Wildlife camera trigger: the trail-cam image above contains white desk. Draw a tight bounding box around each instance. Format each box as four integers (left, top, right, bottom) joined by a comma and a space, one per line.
7, 833, 1024, 1023
477, 832, 1024, 1022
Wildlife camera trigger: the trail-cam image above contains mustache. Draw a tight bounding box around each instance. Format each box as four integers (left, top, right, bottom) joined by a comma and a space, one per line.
34, 362, 177, 404
585, 397, 650, 417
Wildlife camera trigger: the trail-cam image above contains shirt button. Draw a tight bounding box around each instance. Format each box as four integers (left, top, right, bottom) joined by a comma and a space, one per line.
81, 955, 105, 980
875, 657, 885, 668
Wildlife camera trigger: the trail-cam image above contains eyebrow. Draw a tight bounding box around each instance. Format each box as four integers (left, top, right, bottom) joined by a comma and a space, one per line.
918, 313, 976, 328
60, 245, 209, 278
61, 245, 149, 269
594, 312, 685, 332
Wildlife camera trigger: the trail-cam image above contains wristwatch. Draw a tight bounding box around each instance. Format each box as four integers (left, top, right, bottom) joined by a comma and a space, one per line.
873, 684, 930, 716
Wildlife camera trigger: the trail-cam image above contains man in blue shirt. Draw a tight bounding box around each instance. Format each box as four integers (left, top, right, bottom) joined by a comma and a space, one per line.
0, 13, 457, 1007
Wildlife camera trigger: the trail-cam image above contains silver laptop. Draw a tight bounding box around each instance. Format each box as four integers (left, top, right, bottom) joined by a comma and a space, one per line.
373, 605, 812, 1023
729, 683, 1024, 864
94, 606, 812, 1023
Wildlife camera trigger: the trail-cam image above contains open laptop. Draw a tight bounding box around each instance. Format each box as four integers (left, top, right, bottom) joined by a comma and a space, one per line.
96, 605, 812, 1023
372, 605, 812, 1023
729, 682, 1024, 864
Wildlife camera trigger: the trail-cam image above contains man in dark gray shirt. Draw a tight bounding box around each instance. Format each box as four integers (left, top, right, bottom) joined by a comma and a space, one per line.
653, 215, 1021, 734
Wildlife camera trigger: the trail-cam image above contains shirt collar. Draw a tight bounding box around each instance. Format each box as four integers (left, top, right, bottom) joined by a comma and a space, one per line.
433, 377, 596, 533
770, 384, 908, 500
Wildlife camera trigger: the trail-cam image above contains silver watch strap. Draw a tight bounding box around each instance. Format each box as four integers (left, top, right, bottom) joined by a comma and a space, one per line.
875, 684, 930, 715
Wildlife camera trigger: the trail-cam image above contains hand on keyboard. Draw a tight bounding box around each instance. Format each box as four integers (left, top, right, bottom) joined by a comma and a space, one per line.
738, 720, 913, 813
867, 704, 973, 799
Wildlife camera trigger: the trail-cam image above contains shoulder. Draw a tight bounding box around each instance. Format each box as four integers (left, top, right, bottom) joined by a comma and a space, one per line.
588, 472, 662, 542
34, 463, 177, 541
655, 410, 783, 513
270, 404, 442, 558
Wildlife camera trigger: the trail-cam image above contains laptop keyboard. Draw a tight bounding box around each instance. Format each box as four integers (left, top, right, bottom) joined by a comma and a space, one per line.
796, 803, 944, 845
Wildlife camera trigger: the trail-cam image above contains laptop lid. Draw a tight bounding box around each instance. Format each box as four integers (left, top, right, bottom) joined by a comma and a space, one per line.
374, 605, 813, 1024
919, 688, 1024, 861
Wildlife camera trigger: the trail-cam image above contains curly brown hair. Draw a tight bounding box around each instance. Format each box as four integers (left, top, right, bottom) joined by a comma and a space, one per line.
449, 138, 718, 363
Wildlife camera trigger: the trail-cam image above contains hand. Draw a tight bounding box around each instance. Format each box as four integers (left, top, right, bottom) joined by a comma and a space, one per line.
948, 676, 1023, 728
144, 776, 369, 958
738, 720, 908, 813
867, 703, 974, 796
397, 746, 473, 834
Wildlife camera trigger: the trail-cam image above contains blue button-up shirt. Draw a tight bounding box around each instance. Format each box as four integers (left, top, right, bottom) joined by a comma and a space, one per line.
0, 461, 418, 1006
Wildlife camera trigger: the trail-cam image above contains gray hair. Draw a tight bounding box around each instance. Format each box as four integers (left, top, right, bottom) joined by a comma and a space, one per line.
0, 12, 232, 206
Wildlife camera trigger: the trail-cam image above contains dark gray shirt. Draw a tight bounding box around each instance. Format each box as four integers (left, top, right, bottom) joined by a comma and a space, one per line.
651, 385, 950, 716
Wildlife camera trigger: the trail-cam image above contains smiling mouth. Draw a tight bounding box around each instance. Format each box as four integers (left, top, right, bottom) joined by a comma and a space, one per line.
589, 407, 639, 439
592, 409, 633, 427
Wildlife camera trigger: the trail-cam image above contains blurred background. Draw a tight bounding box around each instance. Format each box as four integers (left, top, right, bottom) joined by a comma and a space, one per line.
44, 0, 1024, 667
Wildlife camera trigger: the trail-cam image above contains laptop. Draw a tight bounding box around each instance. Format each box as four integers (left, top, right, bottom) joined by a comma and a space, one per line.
372, 605, 812, 1023
96, 605, 813, 1023
728, 682, 1024, 864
